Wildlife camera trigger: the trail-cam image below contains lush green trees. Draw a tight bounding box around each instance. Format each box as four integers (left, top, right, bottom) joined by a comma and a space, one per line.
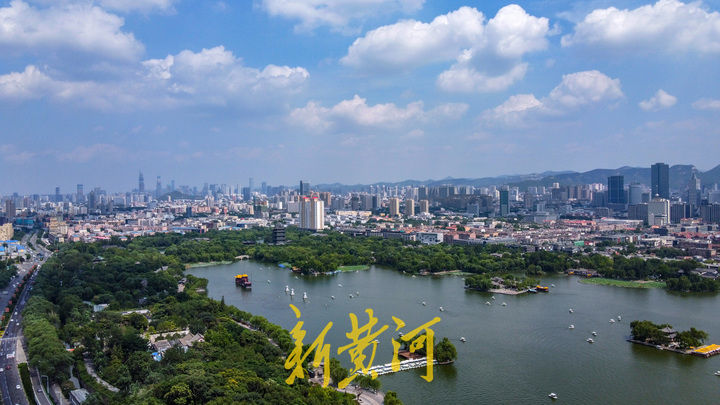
464, 275, 492, 291
630, 320, 708, 349
384, 391, 404, 405
434, 337, 457, 363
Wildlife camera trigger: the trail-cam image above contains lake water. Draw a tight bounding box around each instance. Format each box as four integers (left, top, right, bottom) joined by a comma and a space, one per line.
188, 262, 720, 404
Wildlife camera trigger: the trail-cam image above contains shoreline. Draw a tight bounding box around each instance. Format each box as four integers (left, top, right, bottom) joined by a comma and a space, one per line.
185, 260, 234, 268
580, 277, 666, 289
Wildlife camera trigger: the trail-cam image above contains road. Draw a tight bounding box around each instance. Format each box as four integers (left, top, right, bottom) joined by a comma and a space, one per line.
0, 232, 52, 405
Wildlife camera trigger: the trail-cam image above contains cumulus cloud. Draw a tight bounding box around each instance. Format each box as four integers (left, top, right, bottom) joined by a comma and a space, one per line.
0, 46, 309, 111
692, 98, 720, 110
261, 0, 424, 32
639, 89, 677, 111
289, 94, 467, 132
342, 5, 549, 92
0, 0, 144, 61
482, 70, 624, 126
561, 0, 720, 54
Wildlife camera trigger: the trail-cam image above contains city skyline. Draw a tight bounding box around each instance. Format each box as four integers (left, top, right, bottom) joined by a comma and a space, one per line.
1, 0, 720, 192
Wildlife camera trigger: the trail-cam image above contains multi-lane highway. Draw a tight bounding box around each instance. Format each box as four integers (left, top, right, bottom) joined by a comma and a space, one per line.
0, 232, 52, 405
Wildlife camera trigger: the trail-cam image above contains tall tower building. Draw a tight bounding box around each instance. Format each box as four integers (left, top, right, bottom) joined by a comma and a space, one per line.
419, 199, 429, 214
499, 189, 509, 216
300, 197, 324, 230
249, 177, 254, 192
404, 199, 415, 217
76, 184, 84, 202
55, 187, 61, 203
156, 176, 162, 197
687, 172, 701, 215
5, 200, 16, 218
628, 183, 643, 205
608, 175, 625, 204
388, 198, 400, 217
651, 163, 669, 199
299, 180, 310, 196
139, 171, 145, 193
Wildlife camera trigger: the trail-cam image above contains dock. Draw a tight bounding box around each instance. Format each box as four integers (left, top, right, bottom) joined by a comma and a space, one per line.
691, 344, 720, 358
354, 358, 438, 377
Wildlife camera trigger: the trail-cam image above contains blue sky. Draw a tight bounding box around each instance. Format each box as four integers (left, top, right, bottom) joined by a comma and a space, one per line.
1, 0, 719, 193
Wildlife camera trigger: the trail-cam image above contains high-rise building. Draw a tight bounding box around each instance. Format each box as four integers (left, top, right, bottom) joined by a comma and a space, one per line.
651, 163, 669, 199
687, 172, 701, 215
249, 177, 254, 192
628, 183, 643, 205
139, 171, 145, 193
608, 175, 625, 204
55, 187, 61, 203
670, 203, 689, 224
242, 187, 251, 201
319, 192, 331, 208
76, 184, 84, 201
388, 198, 400, 217
419, 199, 429, 214
300, 197, 324, 230
299, 180, 310, 196
404, 199, 415, 217
156, 176, 162, 197
648, 198, 670, 226
700, 204, 720, 224
499, 189, 509, 216
5, 200, 16, 218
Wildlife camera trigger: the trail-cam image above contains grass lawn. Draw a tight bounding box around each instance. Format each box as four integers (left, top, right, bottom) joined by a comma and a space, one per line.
337, 265, 370, 272
580, 277, 666, 289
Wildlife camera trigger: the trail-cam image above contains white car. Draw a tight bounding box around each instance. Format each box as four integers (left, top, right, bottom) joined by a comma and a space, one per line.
15, 384, 20, 389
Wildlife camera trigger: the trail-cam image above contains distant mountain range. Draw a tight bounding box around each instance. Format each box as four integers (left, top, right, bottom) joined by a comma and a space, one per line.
316, 164, 720, 193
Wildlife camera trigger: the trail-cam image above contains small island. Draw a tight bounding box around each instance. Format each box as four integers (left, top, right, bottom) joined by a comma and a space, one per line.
464, 274, 547, 295
629, 320, 720, 357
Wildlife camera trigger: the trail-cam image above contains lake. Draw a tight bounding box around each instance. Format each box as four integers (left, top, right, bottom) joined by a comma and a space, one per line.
188, 261, 720, 404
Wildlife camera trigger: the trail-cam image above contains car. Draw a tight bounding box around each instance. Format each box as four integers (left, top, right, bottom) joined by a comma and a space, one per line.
15, 384, 20, 389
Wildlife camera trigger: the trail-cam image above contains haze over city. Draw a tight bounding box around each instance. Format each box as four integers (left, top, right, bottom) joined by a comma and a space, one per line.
1, 0, 720, 193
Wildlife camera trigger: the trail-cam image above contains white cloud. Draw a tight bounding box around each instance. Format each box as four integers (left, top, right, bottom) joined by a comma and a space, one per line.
57, 143, 125, 163
0, 1, 144, 61
482, 70, 624, 126
342, 5, 549, 92
562, 0, 720, 54
0, 47, 310, 111
261, 0, 424, 32
28, 0, 177, 13
639, 89, 677, 111
289, 94, 467, 132
692, 98, 720, 110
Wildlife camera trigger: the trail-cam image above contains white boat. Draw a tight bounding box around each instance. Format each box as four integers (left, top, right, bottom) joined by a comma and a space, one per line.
303, 292, 308, 300
617, 315, 622, 321
551, 284, 555, 287
501, 302, 507, 307
569, 325, 575, 329
349, 294, 354, 298
267, 280, 271, 283
290, 288, 295, 296
330, 296, 335, 300
485, 301, 491, 305
422, 301, 427, 306
587, 338, 594, 343
592, 331, 597, 336
460, 337, 466, 342
569, 308, 574, 313
356, 291, 360, 296
609, 319, 616, 323
548, 393, 558, 399
439, 306, 444, 312
338, 284, 342, 287
491, 296, 496, 300
714, 371, 720, 376
285, 285, 289, 294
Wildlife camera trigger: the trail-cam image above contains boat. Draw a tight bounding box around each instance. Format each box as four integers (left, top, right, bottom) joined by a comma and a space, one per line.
714, 371, 720, 376
491, 296, 495, 300
267, 280, 271, 283
535, 285, 549, 292
439, 306, 445, 312
617, 315, 622, 321
338, 284, 342, 287
501, 302, 507, 307
303, 292, 308, 300
587, 338, 594, 343
349, 294, 354, 298
569, 308, 574, 313
569, 325, 575, 329
527, 288, 538, 293
609, 319, 616, 323
285, 285, 289, 294
460, 337, 466, 342
422, 301, 427, 306
551, 284, 555, 287
592, 331, 597, 336
548, 393, 558, 400
235, 274, 252, 289
330, 296, 335, 300
290, 288, 295, 296
485, 301, 491, 305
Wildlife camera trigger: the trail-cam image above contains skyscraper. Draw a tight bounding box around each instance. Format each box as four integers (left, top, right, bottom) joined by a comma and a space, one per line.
419, 199, 429, 214
628, 183, 643, 205
5, 200, 15, 218
299, 180, 310, 196
608, 175, 625, 204
651, 163, 669, 199
404, 199, 415, 217
687, 172, 701, 215
499, 189, 509, 216
55, 187, 61, 203
300, 197, 324, 230
249, 177, 254, 192
388, 198, 400, 217
139, 171, 145, 193
156, 176, 162, 197
76, 184, 84, 201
